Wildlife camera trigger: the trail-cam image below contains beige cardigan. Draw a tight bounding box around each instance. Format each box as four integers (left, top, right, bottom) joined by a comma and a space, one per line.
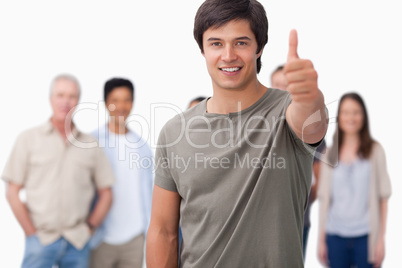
318, 142, 392, 262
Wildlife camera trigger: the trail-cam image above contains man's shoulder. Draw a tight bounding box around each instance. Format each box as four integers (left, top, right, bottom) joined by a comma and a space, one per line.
77, 131, 98, 143
89, 125, 108, 140
264, 88, 290, 107
162, 112, 186, 133
246, 88, 290, 119
16, 122, 50, 141
162, 103, 205, 133
168, 100, 206, 125
155, 104, 205, 149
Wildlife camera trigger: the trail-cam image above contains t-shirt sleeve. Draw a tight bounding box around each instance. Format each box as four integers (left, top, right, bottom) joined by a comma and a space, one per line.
2, 132, 30, 186
92, 146, 115, 189
154, 126, 178, 192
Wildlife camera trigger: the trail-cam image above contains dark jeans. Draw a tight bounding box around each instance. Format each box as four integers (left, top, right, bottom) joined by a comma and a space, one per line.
327, 234, 374, 268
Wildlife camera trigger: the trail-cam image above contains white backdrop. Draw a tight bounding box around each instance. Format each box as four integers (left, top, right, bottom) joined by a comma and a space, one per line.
0, 1, 400, 267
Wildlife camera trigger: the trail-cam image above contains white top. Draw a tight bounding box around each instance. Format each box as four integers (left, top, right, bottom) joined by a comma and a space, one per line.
326, 158, 371, 237
91, 125, 153, 245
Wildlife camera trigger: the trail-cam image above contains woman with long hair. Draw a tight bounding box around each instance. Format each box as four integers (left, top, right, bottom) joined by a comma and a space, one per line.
317, 93, 391, 267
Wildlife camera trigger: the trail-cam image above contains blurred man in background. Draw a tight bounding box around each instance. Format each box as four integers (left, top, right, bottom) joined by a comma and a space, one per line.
2, 74, 114, 268
187, 96, 207, 109
270, 64, 287, 90
90, 78, 153, 268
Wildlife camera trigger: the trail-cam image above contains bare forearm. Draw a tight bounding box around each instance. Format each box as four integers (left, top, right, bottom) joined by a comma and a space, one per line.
6, 191, 36, 236
88, 188, 112, 228
146, 228, 179, 268
288, 92, 327, 144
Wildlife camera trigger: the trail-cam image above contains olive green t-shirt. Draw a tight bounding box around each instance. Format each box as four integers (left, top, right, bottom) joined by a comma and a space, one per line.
155, 88, 316, 267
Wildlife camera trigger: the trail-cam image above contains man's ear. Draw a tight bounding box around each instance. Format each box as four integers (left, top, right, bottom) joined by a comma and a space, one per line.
257, 48, 264, 58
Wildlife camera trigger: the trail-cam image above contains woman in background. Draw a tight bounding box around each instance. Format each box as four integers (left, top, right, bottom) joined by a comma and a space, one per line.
317, 92, 391, 268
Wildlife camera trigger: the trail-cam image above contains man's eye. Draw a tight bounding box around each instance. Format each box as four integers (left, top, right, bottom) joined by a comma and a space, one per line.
212, 42, 222, 46
236, 41, 247, 46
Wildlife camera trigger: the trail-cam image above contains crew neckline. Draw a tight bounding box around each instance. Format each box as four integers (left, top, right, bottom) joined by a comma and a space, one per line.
203, 88, 271, 118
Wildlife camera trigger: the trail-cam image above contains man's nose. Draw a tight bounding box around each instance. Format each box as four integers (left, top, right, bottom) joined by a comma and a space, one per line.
221, 45, 237, 62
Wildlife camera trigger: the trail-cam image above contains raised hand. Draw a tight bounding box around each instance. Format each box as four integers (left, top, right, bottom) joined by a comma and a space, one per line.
284, 29, 319, 104
284, 29, 326, 144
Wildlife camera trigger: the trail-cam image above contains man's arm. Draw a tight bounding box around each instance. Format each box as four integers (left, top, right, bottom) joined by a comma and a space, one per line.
284, 30, 327, 144
87, 187, 112, 230
6, 182, 36, 236
146, 185, 181, 268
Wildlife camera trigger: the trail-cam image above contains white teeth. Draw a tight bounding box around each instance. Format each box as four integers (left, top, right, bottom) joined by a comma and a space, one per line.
221, 67, 240, 72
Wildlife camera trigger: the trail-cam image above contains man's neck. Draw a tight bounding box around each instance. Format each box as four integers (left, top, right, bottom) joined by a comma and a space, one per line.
108, 121, 128, 134
207, 81, 267, 114
50, 117, 71, 140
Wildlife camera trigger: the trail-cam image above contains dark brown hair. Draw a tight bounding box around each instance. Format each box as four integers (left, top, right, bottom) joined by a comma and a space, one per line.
328, 92, 375, 165
193, 0, 268, 73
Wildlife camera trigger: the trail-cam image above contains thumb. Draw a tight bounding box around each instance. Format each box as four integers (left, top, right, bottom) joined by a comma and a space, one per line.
287, 29, 299, 61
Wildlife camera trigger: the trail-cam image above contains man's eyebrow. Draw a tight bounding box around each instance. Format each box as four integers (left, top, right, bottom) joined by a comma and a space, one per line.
206, 36, 252, 42
206, 37, 222, 42
235, 36, 252, 41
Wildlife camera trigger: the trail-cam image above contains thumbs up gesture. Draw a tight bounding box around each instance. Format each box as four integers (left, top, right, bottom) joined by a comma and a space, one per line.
284, 29, 327, 144
284, 29, 319, 103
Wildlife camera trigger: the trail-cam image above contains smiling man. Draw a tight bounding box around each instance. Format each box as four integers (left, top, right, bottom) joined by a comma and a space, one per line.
146, 0, 327, 267
90, 78, 153, 268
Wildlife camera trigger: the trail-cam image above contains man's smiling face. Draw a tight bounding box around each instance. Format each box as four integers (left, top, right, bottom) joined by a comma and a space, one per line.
202, 19, 262, 92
